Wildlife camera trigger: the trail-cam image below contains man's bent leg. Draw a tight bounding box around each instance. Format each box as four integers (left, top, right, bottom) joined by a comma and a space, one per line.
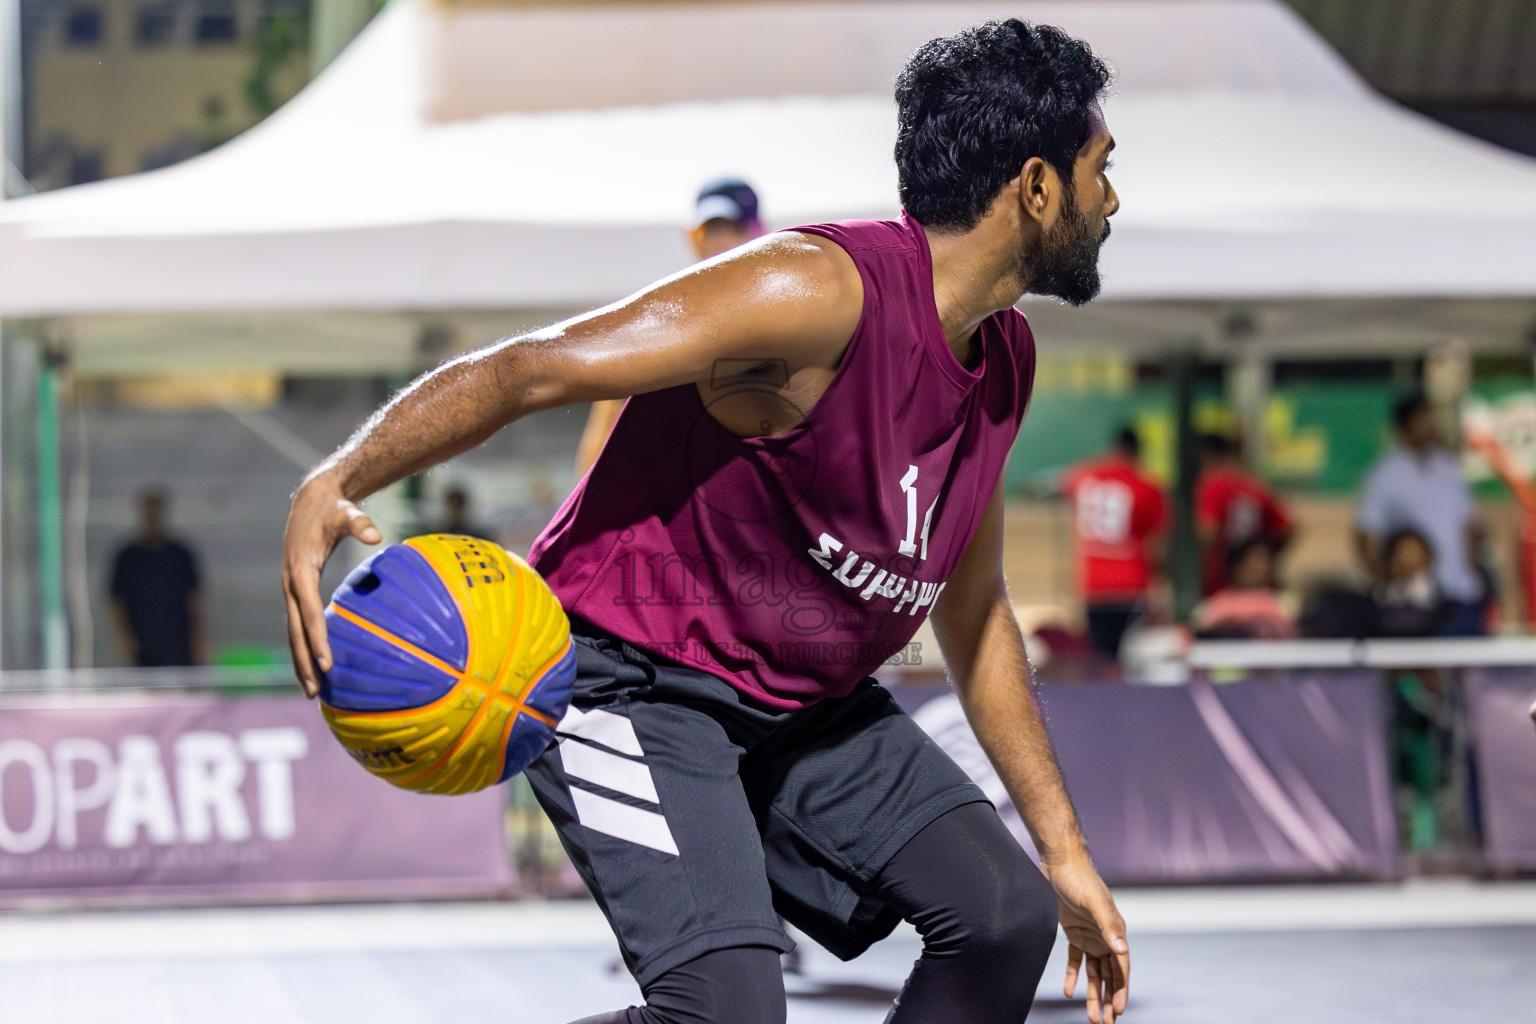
568, 947, 786, 1024
876, 803, 1059, 1024
525, 635, 791, 985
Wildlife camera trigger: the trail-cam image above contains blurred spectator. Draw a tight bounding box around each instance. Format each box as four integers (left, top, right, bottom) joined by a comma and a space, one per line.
502, 469, 563, 556
438, 486, 493, 541
1022, 610, 1117, 683
1355, 393, 1486, 636
575, 178, 766, 476
687, 177, 765, 258
1193, 539, 1297, 639
1063, 426, 1168, 657
1373, 529, 1449, 637
1196, 432, 1294, 594
1298, 582, 1378, 639
110, 488, 204, 667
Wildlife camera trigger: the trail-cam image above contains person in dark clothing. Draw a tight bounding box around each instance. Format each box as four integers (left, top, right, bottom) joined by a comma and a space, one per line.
438, 485, 494, 541
110, 488, 204, 667
1373, 529, 1450, 637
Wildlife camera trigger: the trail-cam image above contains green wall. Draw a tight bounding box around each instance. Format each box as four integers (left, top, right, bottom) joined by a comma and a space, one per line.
1005, 381, 1503, 497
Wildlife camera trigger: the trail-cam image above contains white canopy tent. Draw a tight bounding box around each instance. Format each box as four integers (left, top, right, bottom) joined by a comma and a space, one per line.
1, 0, 1534, 369
4, 0, 1536, 671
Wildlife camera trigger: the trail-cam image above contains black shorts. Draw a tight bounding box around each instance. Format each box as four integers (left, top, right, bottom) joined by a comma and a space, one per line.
525, 620, 989, 986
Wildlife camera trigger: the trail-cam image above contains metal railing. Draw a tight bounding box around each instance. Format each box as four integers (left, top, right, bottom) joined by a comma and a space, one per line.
0, 665, 295, 694
1189, 636, 1536, 670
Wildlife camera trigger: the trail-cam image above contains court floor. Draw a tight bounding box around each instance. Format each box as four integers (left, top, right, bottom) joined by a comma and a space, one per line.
2, 881, 1534, 1024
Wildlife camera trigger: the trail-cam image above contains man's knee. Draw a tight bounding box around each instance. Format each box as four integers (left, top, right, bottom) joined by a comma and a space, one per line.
878, 806, 1061, 1022
906, 812, 1058, 978
638, 946, 786, 1024
994, 865, 1060, 967
942, 856, 1058, 966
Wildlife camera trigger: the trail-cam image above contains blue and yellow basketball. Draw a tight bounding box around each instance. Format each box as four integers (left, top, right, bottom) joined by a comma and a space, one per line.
318, 534, 575, 795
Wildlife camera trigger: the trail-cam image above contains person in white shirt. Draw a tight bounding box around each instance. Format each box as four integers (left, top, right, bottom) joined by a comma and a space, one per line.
1354, 393, 1487, 636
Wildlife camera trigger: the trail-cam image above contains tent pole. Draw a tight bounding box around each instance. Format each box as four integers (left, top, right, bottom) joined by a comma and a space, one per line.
0, 0, 18, 672
1228, 350, 1271, 470
1167, 348, 1202, 623
36, 343, 67, 671
0, 326, 6, 672
0, 0, 21, 192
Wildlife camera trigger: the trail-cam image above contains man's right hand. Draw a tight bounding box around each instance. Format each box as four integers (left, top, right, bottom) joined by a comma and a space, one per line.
282, 470, 383, 698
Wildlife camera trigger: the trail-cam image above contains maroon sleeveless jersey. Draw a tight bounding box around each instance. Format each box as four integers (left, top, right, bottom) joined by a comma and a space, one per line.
529, 212, 1036, 710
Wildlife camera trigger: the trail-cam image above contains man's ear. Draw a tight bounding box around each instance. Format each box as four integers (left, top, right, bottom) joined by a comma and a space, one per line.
1018, 156, 1052, 228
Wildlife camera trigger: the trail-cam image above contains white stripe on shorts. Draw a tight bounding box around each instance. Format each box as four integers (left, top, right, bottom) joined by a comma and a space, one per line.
556, 706, 644, 756
569, 787, 680, 856
559, 739, 660, 804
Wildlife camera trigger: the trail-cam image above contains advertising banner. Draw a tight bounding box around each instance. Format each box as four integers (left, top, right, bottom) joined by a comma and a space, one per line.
0, 692, 511, 906
1466, 668, 1536, 872
901, 672, 1399, 883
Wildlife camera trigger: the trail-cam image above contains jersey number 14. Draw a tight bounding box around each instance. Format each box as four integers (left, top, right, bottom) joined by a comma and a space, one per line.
898, 465, 940, 561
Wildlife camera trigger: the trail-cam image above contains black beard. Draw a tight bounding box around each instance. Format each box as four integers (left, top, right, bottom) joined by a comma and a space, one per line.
1027, 204, 1109, 307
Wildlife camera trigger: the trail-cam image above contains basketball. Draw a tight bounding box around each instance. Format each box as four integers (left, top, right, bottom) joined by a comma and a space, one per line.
318, 534, 576, 795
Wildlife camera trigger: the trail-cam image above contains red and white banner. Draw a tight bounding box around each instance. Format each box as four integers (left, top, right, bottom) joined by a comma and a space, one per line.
0, 692, 511, 906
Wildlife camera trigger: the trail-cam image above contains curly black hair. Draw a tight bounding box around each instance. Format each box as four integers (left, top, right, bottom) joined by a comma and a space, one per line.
895, 20, 1111, 231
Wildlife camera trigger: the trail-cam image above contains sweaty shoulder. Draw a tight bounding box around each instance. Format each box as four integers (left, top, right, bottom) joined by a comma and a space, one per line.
757, 229, 864, 303
698, 230, 864, 353
791, 218, 917, 255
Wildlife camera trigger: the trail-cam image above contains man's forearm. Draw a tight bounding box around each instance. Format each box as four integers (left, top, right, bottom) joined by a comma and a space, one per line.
952, 595, 1088, 866
315, 341, 534, 501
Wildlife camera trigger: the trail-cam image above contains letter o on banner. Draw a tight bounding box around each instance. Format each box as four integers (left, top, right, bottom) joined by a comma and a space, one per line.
0, 740, 54, 853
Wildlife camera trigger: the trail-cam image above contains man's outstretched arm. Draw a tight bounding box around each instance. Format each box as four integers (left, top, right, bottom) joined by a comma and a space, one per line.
930, 483, 1129, 1024
282, 233, 861, 696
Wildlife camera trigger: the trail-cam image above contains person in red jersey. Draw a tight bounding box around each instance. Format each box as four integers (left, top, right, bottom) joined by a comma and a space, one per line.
1195, 432, 1294, 595
1063, 427, 1168, 658
283, 20, 1128, 1024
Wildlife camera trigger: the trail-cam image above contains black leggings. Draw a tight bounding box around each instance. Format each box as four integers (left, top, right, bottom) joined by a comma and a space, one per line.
570, 802, 1059, 1024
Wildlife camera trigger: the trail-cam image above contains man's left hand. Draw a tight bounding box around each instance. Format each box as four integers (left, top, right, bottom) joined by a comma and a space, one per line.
1047, 855, 1129, 1024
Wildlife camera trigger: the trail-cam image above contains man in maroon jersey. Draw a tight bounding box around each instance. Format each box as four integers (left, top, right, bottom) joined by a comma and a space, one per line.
283, 20, 1128, 1024
1063, 427, 1168, 658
